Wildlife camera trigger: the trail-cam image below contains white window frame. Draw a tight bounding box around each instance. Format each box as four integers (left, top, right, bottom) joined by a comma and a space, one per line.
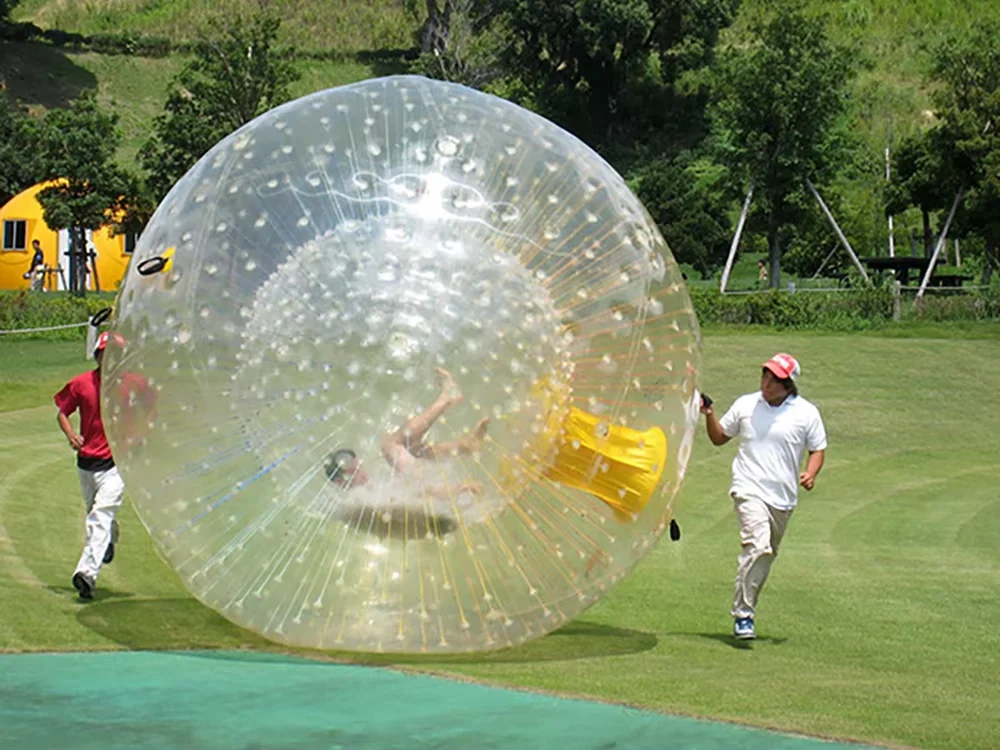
2, 219, 27, 251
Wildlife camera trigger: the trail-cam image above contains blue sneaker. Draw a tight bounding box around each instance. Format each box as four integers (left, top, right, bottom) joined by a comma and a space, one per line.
734, 617, 755, 640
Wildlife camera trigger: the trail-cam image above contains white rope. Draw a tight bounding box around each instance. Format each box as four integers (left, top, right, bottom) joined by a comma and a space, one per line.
0, 321, 91, 335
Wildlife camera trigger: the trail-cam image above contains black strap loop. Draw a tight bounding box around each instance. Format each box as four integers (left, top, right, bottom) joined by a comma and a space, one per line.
89, 308, 112, 327
137, 256, 167, 276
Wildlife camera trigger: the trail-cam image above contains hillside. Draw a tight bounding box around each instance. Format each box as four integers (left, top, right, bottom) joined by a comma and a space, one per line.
4, 0, 998, 268
11, 0, 421, 54
8, 0, 996, 160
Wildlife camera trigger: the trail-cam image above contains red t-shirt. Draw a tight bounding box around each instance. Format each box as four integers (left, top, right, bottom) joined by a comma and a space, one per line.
54, 369, 114, 469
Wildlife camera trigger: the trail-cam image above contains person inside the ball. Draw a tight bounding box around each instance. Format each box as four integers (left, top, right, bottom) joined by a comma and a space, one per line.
325, 367, 489, 500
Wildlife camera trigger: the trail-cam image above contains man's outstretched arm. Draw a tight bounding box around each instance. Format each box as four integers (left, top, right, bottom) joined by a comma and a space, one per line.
701, 395, 731, 446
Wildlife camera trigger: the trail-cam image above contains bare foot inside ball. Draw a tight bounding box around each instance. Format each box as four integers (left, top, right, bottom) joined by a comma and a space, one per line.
466, 417, 490, 452
436, 367, 462, 404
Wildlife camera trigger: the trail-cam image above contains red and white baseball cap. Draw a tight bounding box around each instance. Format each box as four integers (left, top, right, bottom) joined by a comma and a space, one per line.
763, 352, 800, 381
94, 331, 126, 356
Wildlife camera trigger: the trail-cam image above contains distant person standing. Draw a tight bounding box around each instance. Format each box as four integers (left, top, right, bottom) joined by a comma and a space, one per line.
700, 353, 827, 640
757, 259, 768, 284
24, 239, 45, 291
53, 331, 125, 600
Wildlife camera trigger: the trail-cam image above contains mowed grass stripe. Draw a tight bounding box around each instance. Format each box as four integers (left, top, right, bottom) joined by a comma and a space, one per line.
0, 332, 998, 750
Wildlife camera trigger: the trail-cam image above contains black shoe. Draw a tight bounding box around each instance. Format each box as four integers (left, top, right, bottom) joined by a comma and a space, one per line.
103, 520, 120, 564
72, 572, 95, 601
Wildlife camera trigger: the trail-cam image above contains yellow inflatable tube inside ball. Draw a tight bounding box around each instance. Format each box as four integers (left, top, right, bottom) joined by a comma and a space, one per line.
543, 407, 668, 519
501, 377, 669, 520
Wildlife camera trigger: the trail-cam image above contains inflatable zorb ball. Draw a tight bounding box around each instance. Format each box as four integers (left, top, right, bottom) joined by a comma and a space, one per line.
102, 76, 702, 654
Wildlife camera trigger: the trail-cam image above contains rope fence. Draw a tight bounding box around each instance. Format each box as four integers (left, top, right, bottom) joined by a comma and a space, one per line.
0, 321, 91, 335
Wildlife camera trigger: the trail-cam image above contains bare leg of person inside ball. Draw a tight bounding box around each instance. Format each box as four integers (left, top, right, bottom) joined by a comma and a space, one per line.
381, 368, 489, 472
327, 368, 489, 497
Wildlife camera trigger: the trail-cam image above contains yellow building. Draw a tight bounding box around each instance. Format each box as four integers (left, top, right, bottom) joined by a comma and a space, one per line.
0, 180, 136, 292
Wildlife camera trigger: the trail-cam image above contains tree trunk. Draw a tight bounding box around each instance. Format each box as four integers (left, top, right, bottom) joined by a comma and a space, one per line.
67, 226, 90, 297
420, 0, 453, 53
922, 207, 933, 257
982, 237, 996, 286
767, 211, 781, 290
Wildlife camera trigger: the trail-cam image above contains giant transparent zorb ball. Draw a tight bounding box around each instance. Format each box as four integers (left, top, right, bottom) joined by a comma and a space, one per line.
102, 76, 702, 654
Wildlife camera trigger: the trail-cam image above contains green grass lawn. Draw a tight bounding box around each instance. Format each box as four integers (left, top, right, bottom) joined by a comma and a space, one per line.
1, 330, 998, 750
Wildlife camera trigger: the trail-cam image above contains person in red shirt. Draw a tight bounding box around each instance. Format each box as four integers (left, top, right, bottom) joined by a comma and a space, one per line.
54, 331, 126, 600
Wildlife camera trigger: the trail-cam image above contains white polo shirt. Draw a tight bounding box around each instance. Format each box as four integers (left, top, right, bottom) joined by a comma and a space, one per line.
719, 392, 827, 510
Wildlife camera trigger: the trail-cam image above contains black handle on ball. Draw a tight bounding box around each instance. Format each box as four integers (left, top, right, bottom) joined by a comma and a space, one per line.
90, 307, 112, 327
137, 256, 168, 276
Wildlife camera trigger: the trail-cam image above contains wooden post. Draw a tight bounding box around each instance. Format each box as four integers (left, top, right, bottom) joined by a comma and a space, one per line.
720, 185, 753, 293
955, 238, 961, 267
86, 324, 96, 360
893, 280, 901, 322
811, 241, 840, 279
917, 189, 964, 299
885, 146, 896, 257
805, 179, 872, 285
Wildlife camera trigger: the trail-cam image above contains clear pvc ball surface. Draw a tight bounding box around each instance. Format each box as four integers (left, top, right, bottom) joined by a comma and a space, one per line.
102, 75, 702, 654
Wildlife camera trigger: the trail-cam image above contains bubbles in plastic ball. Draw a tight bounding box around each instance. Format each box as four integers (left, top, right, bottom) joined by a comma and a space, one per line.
101, 75, 702, 654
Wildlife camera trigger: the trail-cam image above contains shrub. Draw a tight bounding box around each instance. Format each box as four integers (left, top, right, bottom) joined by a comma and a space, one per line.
0, 292, 113, 341
688, 286, 896, 330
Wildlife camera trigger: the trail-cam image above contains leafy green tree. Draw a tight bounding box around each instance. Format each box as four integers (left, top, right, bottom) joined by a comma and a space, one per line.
0, 92, 42, 206
0, 0, 17, 23
884, 128, 962, 257
412, 0, 507, 89
140, 9, 299, 202
711, 1, 858, 288
927, 24, 1000, 283
633, 155, 731, 278
492, 0, 740, 151
35, 93, 133, 296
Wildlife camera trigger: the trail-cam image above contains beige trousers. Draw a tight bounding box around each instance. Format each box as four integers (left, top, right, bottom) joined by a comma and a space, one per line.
731, 494, 793, 620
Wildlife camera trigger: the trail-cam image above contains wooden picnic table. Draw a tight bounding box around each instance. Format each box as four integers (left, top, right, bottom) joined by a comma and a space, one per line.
860, 256, 945, 287
927, 274, 974, 288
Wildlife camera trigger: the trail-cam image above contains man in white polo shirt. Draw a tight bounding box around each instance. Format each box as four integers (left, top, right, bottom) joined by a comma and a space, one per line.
700, 352, 827, 640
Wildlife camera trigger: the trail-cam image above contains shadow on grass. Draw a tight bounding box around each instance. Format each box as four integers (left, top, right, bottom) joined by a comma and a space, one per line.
685, 632, 789, 650
340, 620, 659, 666
0, 42, 98, 110
76, 597, 270, 651
47, 584, 137, 603
75, 597, 657, 664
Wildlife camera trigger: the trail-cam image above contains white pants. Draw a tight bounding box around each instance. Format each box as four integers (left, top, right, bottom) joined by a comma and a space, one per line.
76, 466, 125, 581
731, 495, 792, 620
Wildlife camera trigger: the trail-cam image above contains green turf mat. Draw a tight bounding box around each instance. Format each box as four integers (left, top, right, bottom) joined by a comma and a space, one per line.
0, 651, 879, 749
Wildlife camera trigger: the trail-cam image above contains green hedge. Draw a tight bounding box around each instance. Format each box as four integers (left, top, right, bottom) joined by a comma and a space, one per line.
688, 286, 898, 330
0, 291, 113, 341
689, 286, 1000, 330
909, 287, 1000, 322
2, 286, 998, 341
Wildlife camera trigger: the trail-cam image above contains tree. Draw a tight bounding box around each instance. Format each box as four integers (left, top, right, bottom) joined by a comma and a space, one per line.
711, 1, 858, 288
492, 0, 740, 152
927, 24, 1000, 284
884, 128, 962, 257
412, 0, 507, 89
633, 155, 731, 278
140, 9, 299, 202
36, 93, 133, 296
0, 92, 42, 206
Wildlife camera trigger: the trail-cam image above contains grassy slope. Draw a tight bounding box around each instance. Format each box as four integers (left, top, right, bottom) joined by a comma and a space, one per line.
2, 331, 998, 750
11, 0, 421, 53
8, 0, 1000, 260
0, 41, 406, 164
